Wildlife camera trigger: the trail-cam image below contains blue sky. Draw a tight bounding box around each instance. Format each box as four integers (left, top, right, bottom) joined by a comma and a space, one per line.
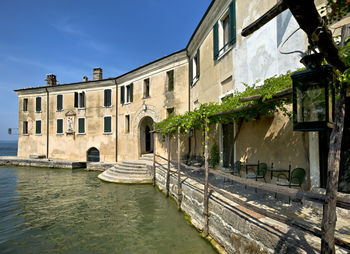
0, 0, 211, 141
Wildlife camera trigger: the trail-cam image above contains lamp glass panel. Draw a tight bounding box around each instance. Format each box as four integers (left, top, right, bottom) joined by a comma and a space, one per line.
296, 80, 326, 123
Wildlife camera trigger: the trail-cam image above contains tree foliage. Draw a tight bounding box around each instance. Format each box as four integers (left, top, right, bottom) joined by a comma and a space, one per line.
322, 0, 350, 24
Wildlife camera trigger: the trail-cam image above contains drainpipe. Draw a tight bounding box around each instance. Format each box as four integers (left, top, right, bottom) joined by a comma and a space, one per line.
187, 53, 191, 157
45, 88, 49, 159
114, 79, 118, 162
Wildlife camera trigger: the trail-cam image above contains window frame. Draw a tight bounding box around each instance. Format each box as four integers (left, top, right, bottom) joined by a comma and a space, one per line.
74, 91, 86, 109
213, 1, 236, 60
23, 121, 28, 135
103, 115, 112, 134
57, 94, 63, 111
78, 117, 86, 135
23, 98, 28, 112
35, 120, 41, 135
143, 78, 150, 98
121, 84, 133, 105
104, 89, 112, 107
35, 97, 42, 113
167, 70, 174, 92
125, 115, 130, 133
56, 118, 64, 135
167, 107, 175, 116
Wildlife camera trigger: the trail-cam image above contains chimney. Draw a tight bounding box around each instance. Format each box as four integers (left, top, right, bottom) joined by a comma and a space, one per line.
46, 74, 57, 86
83, 76, 88, 82
93, 67, 103, 81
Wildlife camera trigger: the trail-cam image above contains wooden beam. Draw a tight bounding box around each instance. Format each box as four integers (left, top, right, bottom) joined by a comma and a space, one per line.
238, 94, 262, 103
166, 133, 171, 197
284, 0, 347, 72
203, 118, 210, 237
177, 127, 182, 209
242, 0, 287, 37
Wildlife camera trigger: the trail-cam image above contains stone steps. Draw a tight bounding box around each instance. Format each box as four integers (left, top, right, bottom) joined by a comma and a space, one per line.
98, 157, 153, 184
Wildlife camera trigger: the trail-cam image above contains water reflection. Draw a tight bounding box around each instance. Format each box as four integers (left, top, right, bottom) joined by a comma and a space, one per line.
0, 167, 216, 254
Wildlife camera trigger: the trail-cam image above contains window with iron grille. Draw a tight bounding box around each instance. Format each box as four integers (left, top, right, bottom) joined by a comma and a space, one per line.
23, 98, 28, 112
23, 121, 28, 135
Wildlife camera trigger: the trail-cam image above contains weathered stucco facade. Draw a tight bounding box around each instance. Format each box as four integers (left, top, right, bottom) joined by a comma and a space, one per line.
14, 0, 349, 192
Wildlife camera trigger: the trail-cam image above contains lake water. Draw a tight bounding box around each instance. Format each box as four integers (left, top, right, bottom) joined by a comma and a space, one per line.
0, 142, 216, 254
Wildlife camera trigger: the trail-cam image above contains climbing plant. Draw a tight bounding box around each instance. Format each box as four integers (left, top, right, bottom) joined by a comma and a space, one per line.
156, 71, 296, 134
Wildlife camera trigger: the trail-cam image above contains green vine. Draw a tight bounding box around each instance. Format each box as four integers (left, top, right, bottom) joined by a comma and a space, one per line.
156, 71, 295, 134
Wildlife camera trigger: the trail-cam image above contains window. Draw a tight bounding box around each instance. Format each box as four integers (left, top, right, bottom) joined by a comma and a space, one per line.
57, 95, 63, 111
104, 89, 112, 107
190, 49, 200, 85
35, 120, 41, 135
121, 84, 133, 104
74, 92, 86, 108
167, 108, 174, 116
57, 119, 63, 134
213, 1, 236, 60
23, 121, 28, 135
125, 115, 130, 133
167, 70, 174, 91
143, 79, 150, 98
23, 98, 28, 112
36, 97, 41, 112
104, 116, 112, 133
78, 118, 85, 134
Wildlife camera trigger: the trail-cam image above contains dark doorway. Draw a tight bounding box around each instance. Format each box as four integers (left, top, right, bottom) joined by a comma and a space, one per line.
87, 148, 100, 162
319, 97, 350, 193
145, 126, 152, 153
139, 116, 154, 155
222, 123, 234, 168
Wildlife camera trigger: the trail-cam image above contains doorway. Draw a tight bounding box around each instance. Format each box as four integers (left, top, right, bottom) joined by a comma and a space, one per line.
87, 148, 100, 162
139, 116, 154, 155
222, 123, 234, 168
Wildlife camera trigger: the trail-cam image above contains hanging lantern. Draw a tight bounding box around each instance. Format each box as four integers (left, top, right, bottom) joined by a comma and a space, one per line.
292, 53, 335, 132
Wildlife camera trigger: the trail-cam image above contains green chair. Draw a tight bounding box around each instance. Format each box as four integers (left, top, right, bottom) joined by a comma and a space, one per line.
276, 168, 306, 188
246, 162, 267, 182
224, 161, 241, 183
276, 168, 306, 203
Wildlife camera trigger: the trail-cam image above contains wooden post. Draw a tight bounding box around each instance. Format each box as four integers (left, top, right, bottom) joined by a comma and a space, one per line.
153, 133, 156, 187
166, 133, 171, 197
177, 127, 182, 209
320, 25, 349, 254
203, 117, 210, 236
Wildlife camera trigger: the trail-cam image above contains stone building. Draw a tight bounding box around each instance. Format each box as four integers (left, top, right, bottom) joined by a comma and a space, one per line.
15, 0, 349, 192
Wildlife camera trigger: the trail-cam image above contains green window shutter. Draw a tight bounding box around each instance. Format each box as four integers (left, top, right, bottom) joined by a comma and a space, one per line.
130, 83, 133, 102
82, 92, 86, 108
189, 57, 193, 86
57, 95, 63, 110
104, 90, 107, 107
74, 92, 78, 107
197, 48, 200, 78
121, 86, 125, 104
104, 117, 111, 133
79, 118, 85, 134
36, 97, 41, 112
213, 21, 219, 60
36, 121, 41, 134
57, 119, 63, 134
229, 0, 236, 45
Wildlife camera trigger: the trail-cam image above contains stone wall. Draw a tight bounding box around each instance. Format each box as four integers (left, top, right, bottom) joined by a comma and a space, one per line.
152, 163, 331, 254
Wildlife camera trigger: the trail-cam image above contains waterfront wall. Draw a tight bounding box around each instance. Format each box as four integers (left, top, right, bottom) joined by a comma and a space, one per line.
152, 163, 324, 254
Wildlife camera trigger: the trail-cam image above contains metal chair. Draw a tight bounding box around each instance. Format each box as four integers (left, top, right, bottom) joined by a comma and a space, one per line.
276, 168, 306, 203
224, 161, 241, 183
246, 162, 267, 182
276, 168, 306, 188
